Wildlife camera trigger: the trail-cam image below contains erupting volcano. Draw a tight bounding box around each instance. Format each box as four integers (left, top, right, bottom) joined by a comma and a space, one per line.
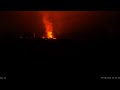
42, 14, 56, 39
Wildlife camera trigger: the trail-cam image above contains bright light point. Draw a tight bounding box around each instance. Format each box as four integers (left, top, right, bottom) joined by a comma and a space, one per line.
53, 38, 56, 39
47, 31, 53, 38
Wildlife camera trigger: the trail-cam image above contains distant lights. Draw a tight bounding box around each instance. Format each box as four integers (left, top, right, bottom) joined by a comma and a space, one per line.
53, 38, 56, 39
42, 36, 56, 40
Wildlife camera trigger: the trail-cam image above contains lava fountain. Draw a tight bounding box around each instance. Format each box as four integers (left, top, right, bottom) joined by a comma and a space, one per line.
42, 13, 56, 39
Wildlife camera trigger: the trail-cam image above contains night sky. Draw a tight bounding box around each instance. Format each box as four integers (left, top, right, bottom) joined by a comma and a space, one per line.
0, 11, 119, 39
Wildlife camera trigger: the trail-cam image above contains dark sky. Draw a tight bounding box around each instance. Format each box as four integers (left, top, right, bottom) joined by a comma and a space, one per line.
0, 11, 119, 39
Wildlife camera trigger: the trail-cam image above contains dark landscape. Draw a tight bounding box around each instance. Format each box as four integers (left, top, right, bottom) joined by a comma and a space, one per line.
0, 32, 119, 82
0, 11, 119, 83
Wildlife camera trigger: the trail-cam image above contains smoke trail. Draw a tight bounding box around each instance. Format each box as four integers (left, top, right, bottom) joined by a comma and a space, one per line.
42, 13, 54, 38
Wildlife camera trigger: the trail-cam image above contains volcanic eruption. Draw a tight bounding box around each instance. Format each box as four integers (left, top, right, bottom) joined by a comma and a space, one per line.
42, 13, 56, 39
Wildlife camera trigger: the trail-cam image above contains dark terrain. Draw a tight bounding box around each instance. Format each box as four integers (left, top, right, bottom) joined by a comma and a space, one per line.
0, 33, 119, 83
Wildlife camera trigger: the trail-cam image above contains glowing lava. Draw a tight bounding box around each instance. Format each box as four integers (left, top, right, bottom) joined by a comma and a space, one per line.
42, 14, 56, 39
